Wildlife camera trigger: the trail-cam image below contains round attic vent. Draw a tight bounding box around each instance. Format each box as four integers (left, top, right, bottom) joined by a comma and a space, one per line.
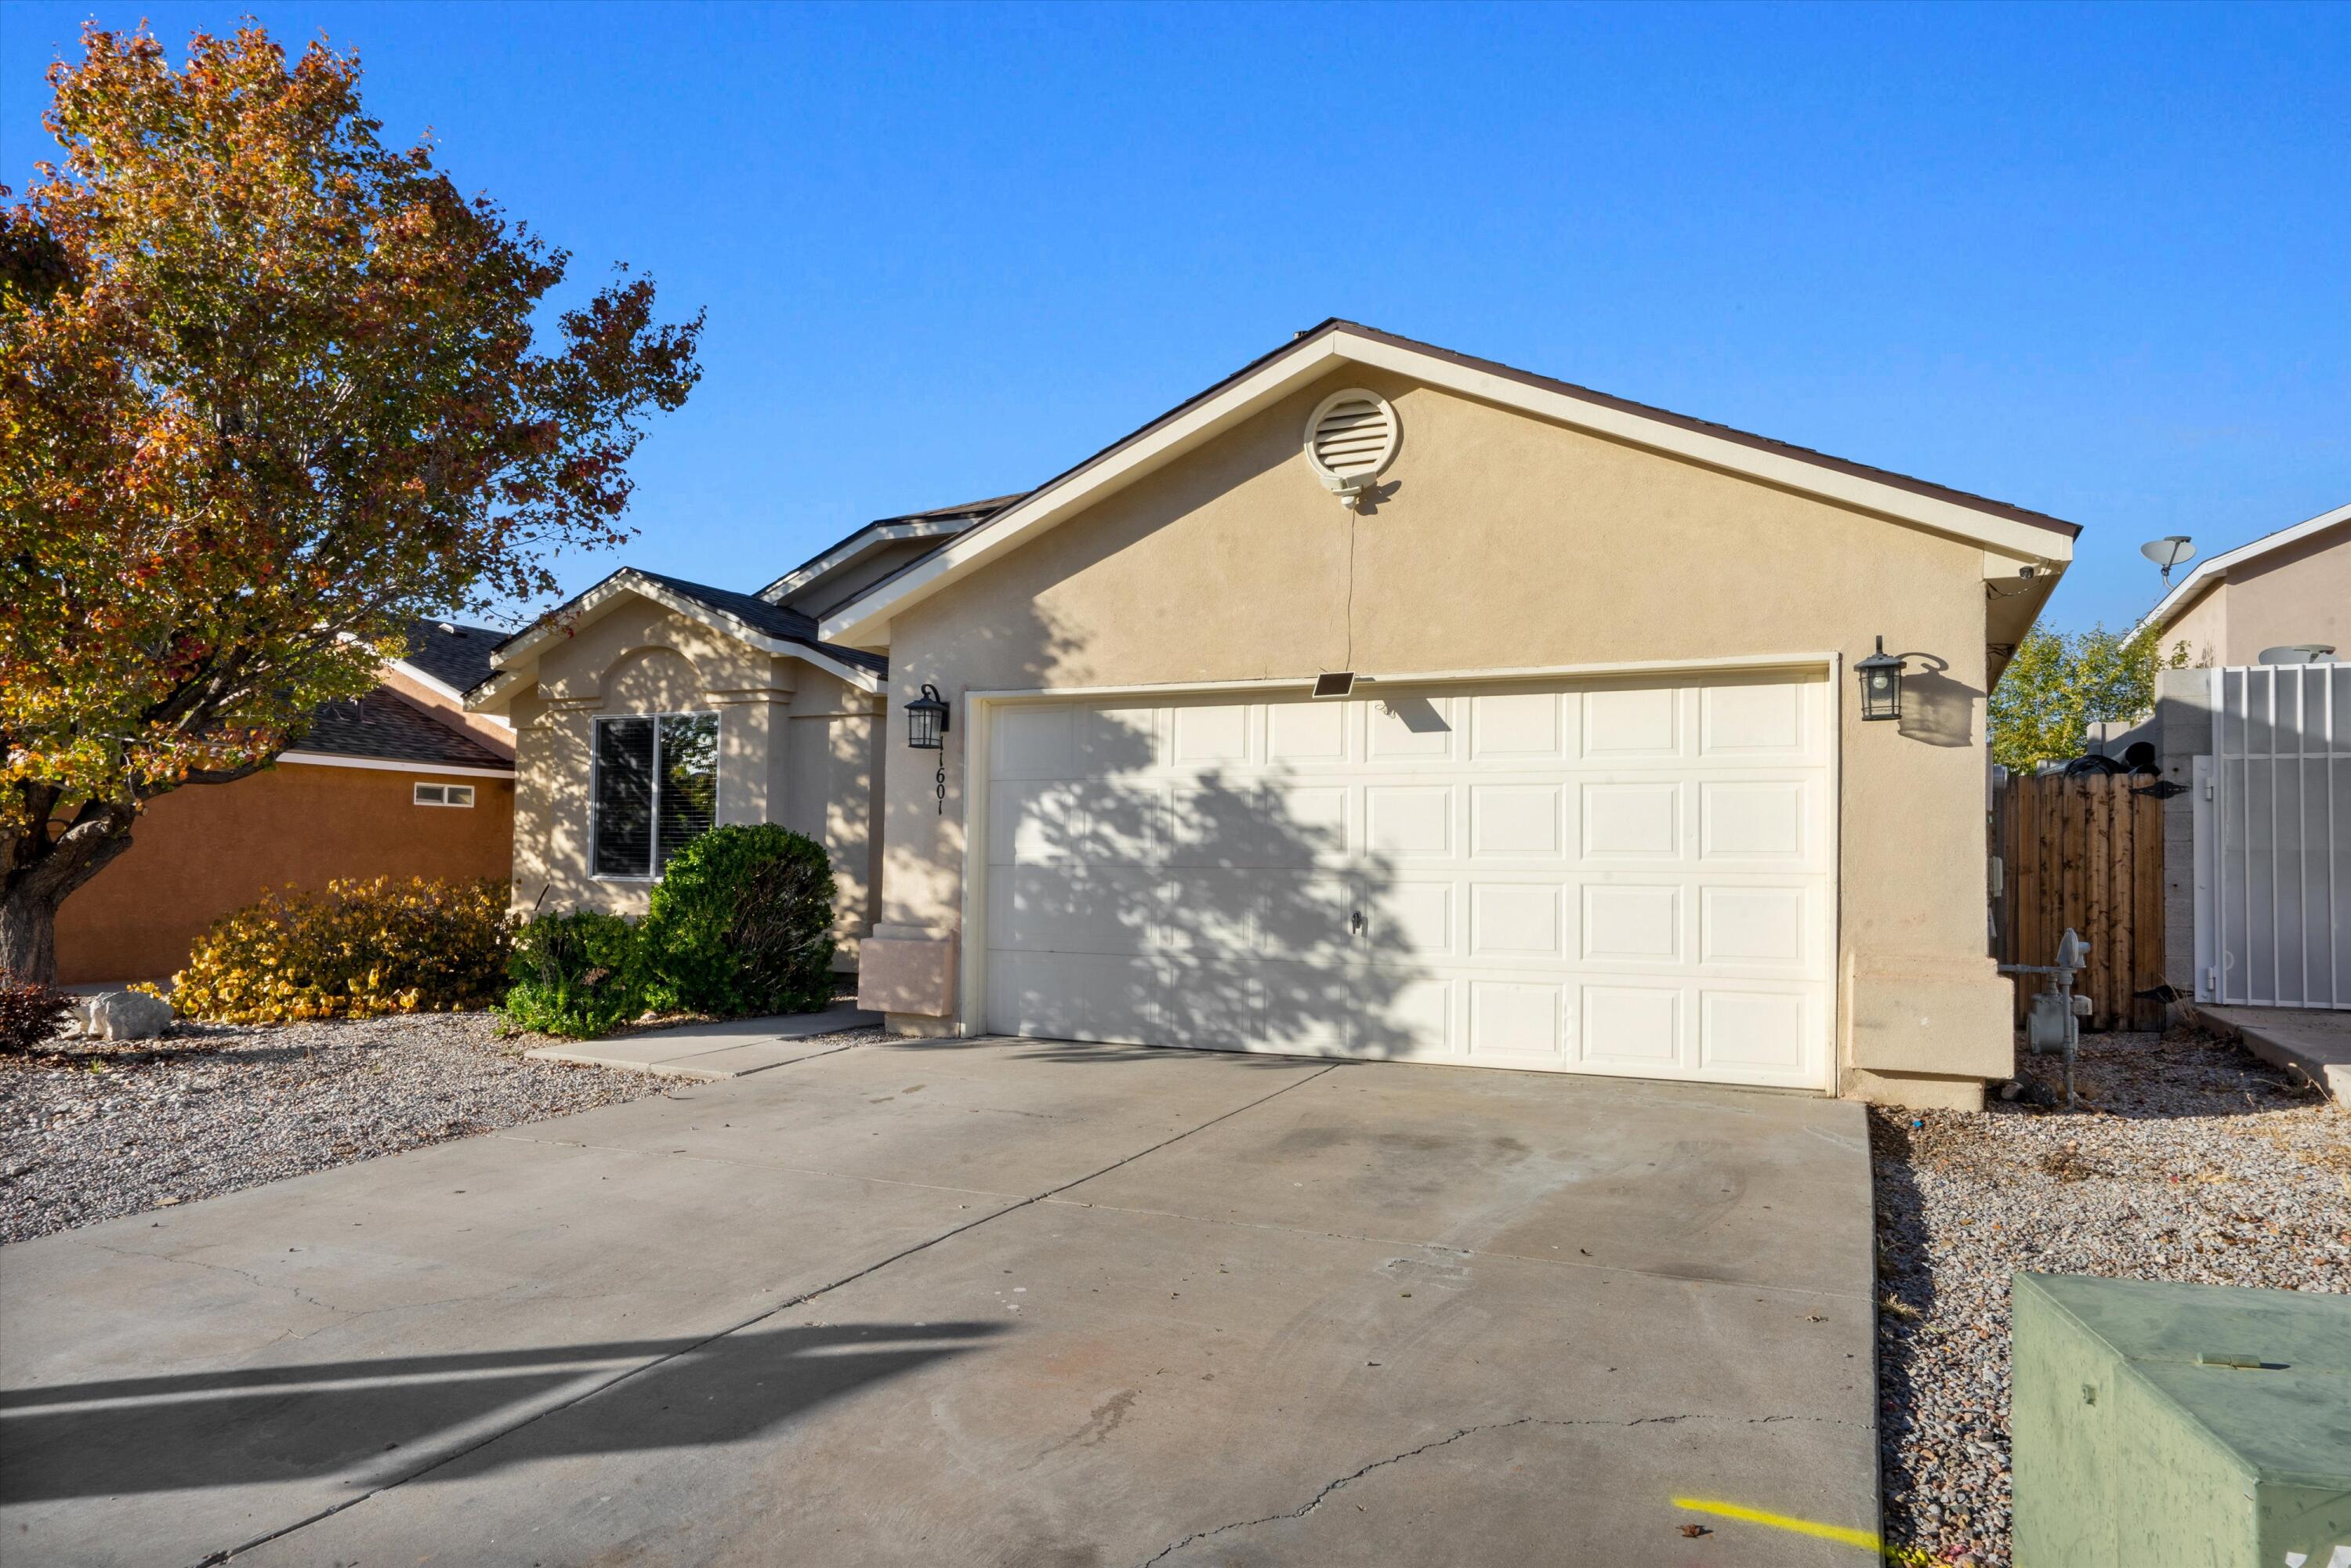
1305, 389, 1399, 501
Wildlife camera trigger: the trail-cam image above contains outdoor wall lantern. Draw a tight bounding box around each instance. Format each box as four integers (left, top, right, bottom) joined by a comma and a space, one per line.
906, 683, 950, 750
1857, 637, 1907, 722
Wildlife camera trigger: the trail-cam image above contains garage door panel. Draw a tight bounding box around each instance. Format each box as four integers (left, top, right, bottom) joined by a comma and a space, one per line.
1260, 961, 1355, 1054
1171, 781, 1346, 868
1698, 679, 1814, 759
1162, 977, 1263, 1051
991, 705, 1078, 781
1253, 872, 1357, 962
983, 674, 1829, 1089
1469, 881, 1565, 959
1579, 985, 1684, 1070
1699, 777, 1817, 865
1367, 693, 1458, 761
988, 866, 1160, 957
1158, 870, 1259, 956
1581, 781, 1683, 861
1266, 700, 1349, 765
987, 950, 1161, 1042
1581, 884, 1683, 964
1354, 976, 1453, 1058
1698, 987, 1816, 1081
1366, 785, 1453, 856
1365, 879, 1452, 959
1581, 686, 1681, 760
988, 780, 1080, 866
1075, 704, 1162, 775
1700, 885, 1813, 969
1069, 780, 1168, 867
1170, 701, 1252, 766
1469, 980, 1567, 1056
1471, 784, 1565, 858
1469, 690, 1567, 760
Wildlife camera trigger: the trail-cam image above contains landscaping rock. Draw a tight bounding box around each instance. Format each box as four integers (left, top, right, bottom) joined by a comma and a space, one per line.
1869, 1026, 2347, 1568
69, 990, 175, 1041
0, 1012, 664, 1242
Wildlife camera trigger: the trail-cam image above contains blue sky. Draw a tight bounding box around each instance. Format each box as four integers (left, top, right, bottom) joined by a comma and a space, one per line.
5, 2, 2345, 633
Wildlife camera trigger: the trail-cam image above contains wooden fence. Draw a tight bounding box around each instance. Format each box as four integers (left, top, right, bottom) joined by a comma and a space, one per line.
1993, 773, 2166, 1032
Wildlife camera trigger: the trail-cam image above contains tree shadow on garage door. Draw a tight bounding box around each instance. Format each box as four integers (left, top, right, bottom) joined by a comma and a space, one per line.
981, 692, 1432, 1063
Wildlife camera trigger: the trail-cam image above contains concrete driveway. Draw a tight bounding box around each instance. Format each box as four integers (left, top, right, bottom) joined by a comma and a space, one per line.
1, 1036, 1879, 1567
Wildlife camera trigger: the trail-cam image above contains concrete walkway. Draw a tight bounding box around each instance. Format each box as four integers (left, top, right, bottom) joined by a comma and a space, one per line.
2, 1039, 1878, 1568
521, 1001, 880, 1078
2188, 1002, 2351, 1100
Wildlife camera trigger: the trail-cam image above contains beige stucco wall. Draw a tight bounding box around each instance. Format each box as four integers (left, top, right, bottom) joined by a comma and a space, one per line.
862, 368, 2033, 1107
505, 596, 884, 963
2158, 521, 2349, 666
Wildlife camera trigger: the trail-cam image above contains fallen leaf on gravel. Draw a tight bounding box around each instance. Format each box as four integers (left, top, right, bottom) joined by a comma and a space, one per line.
1679, 1523, 1711, 1537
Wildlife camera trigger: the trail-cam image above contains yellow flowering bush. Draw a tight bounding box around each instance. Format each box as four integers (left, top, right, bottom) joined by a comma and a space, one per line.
165, 877, 513, 1024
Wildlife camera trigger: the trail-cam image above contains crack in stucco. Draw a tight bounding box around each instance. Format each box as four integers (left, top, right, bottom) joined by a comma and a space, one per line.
1132, 1413, 1867, 1566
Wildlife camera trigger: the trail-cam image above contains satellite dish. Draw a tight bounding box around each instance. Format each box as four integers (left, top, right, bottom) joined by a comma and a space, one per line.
2139, 535, 2194, 586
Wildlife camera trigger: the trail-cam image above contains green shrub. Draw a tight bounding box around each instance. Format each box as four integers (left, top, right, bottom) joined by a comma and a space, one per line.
499, 910, 644, 1039
166, 878, 513, 1024
0, 973, 73, 1053
639, 824, 836, 1017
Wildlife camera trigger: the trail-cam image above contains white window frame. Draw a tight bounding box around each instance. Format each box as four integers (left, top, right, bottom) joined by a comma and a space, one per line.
590, 711, 720, 882
413, 782, 476, 808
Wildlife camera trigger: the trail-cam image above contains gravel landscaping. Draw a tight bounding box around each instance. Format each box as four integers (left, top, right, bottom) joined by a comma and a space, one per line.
0, 1012, 664, 1244
1871, 1024, 2349, 1567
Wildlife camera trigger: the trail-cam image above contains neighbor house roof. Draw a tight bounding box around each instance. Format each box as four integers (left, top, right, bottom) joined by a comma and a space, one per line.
754, 494, 1027, 606
392, 619, 510, 699
2133, 500, 2351, 639
465, 566, 888, 711
822, 319, 2081, 648
287, 688, 514, 772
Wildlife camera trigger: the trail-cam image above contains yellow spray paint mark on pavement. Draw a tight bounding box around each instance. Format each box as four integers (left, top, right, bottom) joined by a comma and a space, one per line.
1671, 1497, 1942, 1565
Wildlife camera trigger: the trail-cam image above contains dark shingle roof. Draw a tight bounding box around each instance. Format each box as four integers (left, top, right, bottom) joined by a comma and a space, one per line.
296, 689, 513, 770
398, 620, 509, 693
603, 570, 890, 674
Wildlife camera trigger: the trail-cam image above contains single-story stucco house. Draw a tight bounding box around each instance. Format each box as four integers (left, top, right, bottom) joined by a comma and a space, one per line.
2135, 500, 2349, 667
470, 321, 2080, 1108
59, 623, 517, 983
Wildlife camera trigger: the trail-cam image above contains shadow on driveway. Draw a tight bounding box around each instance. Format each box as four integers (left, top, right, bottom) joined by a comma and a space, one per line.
1, 1320, 1005, 1504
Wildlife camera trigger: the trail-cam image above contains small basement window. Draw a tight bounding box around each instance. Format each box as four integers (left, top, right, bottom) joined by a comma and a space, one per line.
592, 712, 718, 879
414, 783, 476, 808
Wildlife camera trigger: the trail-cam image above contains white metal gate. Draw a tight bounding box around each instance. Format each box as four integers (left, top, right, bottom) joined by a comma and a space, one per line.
2194, 663, 2351, 1009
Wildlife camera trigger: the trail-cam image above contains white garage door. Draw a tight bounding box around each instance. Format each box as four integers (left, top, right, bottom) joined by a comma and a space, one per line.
980, 673, 1831, 1088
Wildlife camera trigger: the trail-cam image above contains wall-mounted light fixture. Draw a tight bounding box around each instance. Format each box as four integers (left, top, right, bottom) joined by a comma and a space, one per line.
1857, 637, 1907, 722
906, 683, 950, 750
907, 683, 951, 815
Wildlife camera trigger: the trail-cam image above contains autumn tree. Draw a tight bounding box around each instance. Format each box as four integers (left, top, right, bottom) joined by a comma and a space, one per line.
0, 23, 701, 980
1988, 625, 2192, 773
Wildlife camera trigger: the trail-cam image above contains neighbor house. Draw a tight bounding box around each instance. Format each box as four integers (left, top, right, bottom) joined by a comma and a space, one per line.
474, 322, 2078, 1108
2135, 500, 2349, 666
57, 622, 518, 983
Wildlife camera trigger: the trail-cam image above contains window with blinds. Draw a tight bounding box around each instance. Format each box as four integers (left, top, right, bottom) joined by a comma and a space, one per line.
592, 712, 718, 878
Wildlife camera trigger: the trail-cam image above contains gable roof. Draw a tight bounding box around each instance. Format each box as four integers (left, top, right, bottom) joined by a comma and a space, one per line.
465, 566, 886, 711
291, 687, 514, 771
2134, 500, 2351, 639
821, 319, 2080, 648
392, 619, 509, 698
754, 494, 1027, 606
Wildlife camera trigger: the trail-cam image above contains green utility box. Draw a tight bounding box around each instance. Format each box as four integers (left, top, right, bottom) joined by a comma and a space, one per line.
2012, 1273, 2349, 1567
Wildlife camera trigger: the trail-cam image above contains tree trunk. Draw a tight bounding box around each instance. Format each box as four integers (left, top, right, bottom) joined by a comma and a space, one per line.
2, 813, 137, 984
0, 882, 62, 983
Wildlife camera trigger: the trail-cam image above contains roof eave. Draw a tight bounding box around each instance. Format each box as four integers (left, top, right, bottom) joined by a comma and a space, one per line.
2132, 500, 2351, 640
467, 569, 882, 712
